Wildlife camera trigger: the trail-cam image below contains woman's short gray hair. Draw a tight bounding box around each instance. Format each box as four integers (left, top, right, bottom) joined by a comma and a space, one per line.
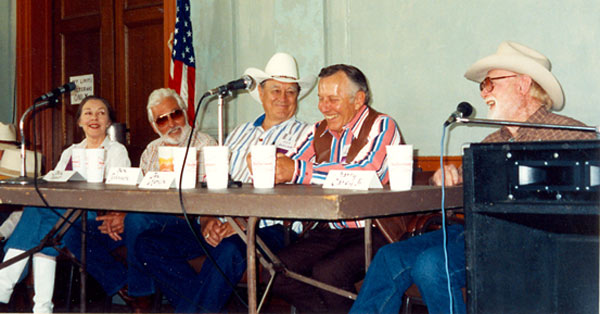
146, 88, 188, 123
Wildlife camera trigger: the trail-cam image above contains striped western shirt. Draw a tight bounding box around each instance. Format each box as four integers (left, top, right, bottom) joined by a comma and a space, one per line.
289, 105, 404, 229
225, 114, 312, 231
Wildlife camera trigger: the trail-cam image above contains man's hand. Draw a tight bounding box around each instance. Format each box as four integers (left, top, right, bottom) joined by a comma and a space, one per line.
246, 152, 253, 175
431, 165, 463, 186
275, 153, 295, 184
96, 212, 127, 241
199, 217, 237, 247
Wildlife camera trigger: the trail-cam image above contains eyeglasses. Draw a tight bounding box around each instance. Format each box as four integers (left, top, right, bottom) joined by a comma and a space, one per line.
155, 109, 184, 127
479, 75, 517, 93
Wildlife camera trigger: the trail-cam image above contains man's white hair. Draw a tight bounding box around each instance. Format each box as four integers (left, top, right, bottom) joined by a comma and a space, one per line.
146, 88, 188, 123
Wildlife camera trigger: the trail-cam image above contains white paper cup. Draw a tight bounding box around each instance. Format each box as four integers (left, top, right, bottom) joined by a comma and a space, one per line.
386, 145, 414, 191
158, 146, 174, 172
173, 147, 197, 189
203, 146, 229, 189
72, 148, 87, 178
251, 145, 276, 189
85, 148, 106, 183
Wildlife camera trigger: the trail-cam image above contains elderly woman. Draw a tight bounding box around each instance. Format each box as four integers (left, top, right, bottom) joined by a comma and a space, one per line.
0, 96, 130, 313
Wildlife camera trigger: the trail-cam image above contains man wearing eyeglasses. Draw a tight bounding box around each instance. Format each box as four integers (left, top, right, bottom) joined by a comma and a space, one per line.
350, 41, 595, 314
64, 88, 217, 312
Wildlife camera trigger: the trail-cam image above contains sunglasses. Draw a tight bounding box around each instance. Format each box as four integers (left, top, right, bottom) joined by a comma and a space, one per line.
155, 109, 184, 127
479, 75, 517, 93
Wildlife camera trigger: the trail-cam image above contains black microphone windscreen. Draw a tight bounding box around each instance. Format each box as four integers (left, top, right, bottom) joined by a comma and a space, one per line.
457, 102, 473, 118
65, 82, 76, 92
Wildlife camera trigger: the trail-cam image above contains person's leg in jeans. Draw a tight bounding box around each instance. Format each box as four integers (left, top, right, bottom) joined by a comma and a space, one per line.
136, 221, 286, 313
412, 224, 466, 314
124, 212, 182, 297
350, 227, 457, 314
63, 216, 126, 296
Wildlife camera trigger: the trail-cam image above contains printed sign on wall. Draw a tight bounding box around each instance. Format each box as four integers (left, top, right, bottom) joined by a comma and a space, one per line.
69, 74, 94, 105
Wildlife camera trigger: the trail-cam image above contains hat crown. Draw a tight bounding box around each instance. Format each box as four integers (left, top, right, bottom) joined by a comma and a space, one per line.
263, 52, 299, 81
498, 41, 551, 71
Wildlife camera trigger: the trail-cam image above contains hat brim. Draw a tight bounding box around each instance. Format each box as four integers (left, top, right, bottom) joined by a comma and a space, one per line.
464, 55, 564, 110
243, 68, 317, 103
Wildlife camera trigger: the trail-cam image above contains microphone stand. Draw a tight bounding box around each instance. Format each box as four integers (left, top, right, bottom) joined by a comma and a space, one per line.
455, 117, 600, 137
0, 99, 57, 185
217, 90, 229, 146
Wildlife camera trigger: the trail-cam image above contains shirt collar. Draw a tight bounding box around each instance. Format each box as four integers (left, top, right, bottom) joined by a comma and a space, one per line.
498, 106, 550, 139
252, 114, 298, 130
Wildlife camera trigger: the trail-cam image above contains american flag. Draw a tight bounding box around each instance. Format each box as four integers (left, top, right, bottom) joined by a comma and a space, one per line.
169, 0, 196, 124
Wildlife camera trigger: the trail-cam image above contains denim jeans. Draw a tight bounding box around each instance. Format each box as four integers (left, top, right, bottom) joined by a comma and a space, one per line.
350, 224, 466, 314
135, 222, 288, 313
6, 206, 69, 257
64, 212, 181, 296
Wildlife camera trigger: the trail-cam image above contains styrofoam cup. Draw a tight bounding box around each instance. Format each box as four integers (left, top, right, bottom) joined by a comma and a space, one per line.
85, 148, 106, 183
386, 145, 413, 191
173, 147, 197, 189
251, 145, 276, 188
72, 148, 87, 178
203, 146, 229, 189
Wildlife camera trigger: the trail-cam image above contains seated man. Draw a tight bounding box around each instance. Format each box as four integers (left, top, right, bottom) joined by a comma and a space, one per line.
350, 41, 596, 314
269, 64, 404, 313
63, 88, 217, 312
134, 52, 316, 313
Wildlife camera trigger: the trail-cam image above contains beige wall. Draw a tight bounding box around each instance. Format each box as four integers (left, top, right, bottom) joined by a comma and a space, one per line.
0, 0, 16, 123
194, 1, 600, 155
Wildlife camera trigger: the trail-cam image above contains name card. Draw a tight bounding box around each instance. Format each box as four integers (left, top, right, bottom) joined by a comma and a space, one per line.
323, 170, 383, 190
106, 167, 143, 186
43, 170, 85, 182
139, 171, 175, 190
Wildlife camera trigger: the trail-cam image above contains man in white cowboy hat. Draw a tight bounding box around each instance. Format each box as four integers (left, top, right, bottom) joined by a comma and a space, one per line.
350, 41, 595, 314
133, 52, 317, 313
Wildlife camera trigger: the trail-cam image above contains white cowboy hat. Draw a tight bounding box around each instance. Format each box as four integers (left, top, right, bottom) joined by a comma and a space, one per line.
0, 148, 42, 178
243, 52, 316, 103
464, 41, 564, 110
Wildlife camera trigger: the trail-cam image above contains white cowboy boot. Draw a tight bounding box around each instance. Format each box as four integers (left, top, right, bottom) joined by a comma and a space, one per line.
32, 254, 56, 313
0, 248, 28, 303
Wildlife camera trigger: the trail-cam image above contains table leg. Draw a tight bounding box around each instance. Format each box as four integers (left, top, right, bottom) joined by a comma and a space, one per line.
80, 211, 86, 313
365, 218, 372, 271
247, 216, 258, 314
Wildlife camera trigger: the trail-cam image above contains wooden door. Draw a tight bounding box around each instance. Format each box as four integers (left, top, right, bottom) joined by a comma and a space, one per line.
114, 0, 166, 166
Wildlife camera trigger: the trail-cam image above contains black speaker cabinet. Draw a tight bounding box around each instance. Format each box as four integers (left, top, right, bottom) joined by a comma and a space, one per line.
463, 140, 599, 314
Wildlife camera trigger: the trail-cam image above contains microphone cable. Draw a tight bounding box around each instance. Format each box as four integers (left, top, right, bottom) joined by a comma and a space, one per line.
440, 124, 454, 314
175, 92, 249, 309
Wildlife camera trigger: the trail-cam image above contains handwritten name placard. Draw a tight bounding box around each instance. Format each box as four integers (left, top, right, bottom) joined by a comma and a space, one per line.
138, 171, 175, 190
322, 170, 383, 190
43, 170, 86, 182
106, 167, 143, 186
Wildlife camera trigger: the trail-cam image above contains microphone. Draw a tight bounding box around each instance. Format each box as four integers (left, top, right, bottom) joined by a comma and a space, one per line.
35, 82, 77, 102
444, 102, 474, 126
205, 75, 255, 96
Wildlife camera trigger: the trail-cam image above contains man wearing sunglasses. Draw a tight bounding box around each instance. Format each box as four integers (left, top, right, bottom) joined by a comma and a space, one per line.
350, 41, 595, 314
64, 88, 217, 312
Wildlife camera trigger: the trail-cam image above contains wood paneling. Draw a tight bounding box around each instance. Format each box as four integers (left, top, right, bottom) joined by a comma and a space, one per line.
16, 0, 53, 172
415, 156, 462, 172
115, 0, 165, 165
